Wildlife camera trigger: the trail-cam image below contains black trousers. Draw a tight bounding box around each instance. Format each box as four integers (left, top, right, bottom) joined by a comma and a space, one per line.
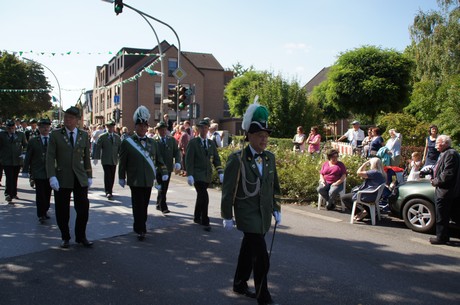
54, 176, 90, 241
234, 232, 271, 303
3, 165, 20, 198
193, 181, 210, 226
435, 195, 453, 241
130, 186, 152, 234
35, 178, 52, 218
103, 164, 116, 195
156, 171, 171, 211
0, 162, 3, 182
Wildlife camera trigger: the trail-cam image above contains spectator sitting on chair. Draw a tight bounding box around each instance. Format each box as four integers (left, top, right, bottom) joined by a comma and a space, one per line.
317, 149, 347, 210
341, 157, 387, 221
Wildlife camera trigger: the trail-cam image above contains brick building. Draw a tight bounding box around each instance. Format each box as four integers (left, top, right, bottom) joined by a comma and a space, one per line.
84, 41, 238, 133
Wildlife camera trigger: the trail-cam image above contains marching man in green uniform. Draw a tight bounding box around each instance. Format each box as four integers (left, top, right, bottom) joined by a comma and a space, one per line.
46, 107, 93, 249
118, 106, 169, 241
153, 121, 181, 214
22, 118, 53, 223
0, 119, 27, 203
93, 120, 121, 200
221, 99, 281, 305
185, 119, 224, 232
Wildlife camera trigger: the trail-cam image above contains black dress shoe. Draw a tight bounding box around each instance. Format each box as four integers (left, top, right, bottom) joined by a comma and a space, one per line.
76, 238, 94, 247
233, 286, 256, 298
60, 240, 70, 248
45, 213, 51, 219
137, 233, 145, 241
203, 225, 211, 232
258, 299, 280, 305
429, 237, 449, 245
38, 216, 46, 224
156, 206, 161, 211
106, 194, 113, 200
162, 209, 170, 214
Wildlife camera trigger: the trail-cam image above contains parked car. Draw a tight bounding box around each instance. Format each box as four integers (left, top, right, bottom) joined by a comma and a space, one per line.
389, 179, 460, 233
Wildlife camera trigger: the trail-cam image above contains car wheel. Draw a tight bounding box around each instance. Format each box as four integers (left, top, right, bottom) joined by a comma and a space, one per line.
402, 198, 435, 233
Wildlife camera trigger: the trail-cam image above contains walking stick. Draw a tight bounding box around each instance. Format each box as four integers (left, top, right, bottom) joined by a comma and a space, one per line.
268, 221, 277, 259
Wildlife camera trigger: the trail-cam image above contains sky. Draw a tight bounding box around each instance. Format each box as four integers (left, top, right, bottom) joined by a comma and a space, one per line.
1, 0, 440, 110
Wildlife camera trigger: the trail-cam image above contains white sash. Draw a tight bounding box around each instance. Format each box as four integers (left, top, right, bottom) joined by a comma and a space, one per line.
126, 137, 157, 178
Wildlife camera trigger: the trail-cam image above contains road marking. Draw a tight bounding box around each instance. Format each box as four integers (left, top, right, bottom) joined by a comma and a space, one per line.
283, 205, 342, 223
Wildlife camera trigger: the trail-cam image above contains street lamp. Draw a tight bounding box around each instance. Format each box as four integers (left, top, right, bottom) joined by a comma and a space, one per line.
22, 57, 62, 124
101, 0, 183, 123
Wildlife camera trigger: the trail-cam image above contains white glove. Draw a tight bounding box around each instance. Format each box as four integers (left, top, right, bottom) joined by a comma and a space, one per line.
49, 176, 60, 191
219, 173, 224, 184
92, 159, 98, 166
20, 153, 26, 160
187, 176, 194, 186
119, 179, 126, 188
162, 174, 169, 181
88, 178, 93, 188
273, 211, 281, 225
174, 163, 181, 171
22, 172, 29, 178
223, 219, 234, 231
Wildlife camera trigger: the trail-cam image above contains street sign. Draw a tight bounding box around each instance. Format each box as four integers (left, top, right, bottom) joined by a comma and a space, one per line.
114, 95, 120, 104
162, 99, 174, 104
172, 68, 186, 81
185, 89, 193, 96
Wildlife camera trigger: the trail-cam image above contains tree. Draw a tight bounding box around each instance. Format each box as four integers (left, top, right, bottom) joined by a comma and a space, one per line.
326, 46, 413, 122
405, 0, 460, 142
225, 70, 321, 138
309, 81, 350, 124
0, 52, 52, 119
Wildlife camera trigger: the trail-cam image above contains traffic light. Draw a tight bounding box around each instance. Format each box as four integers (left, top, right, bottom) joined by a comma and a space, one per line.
114, 0, 123, 15
179, 102, 186, 110
186, 103, 192, 118
178, 85, 187, 103
167, 86, 177, 109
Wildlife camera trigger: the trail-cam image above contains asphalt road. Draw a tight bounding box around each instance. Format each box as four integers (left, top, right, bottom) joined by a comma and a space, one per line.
1, 163, 460, 305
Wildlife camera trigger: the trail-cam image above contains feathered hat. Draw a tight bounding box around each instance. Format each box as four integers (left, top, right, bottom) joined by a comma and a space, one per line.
242, 96, 271, 135
133, 105, 150, 125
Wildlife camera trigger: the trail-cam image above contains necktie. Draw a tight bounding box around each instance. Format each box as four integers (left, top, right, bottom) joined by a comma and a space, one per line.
203, 139, 207, 150
254, 152, 264, 164
162, 138, 166, 145
69, 131, 74, 147
10, 134, 14, 143
109, 134, 113, 143
43, 137, 48, 147
140, 137, 147, 142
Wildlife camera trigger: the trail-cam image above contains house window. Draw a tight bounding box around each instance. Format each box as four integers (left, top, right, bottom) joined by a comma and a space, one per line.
168, 58, 178, 77
154, 82, 161, 104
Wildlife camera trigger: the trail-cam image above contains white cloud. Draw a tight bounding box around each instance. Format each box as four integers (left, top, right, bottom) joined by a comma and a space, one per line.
283, 43, 311, 55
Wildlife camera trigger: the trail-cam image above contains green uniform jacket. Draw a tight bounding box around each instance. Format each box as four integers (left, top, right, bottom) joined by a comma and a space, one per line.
23, 136, 48, 179
153, 135, 181, 173
185, 137, 223, 183
0, 131, 27, 166
46, 128, 92, 188
118, 134, 168, 187
221, 146, 281, 234
94, 132, 121, 165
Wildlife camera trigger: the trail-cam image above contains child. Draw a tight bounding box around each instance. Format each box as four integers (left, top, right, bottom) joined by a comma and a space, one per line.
407, 152, 422, 181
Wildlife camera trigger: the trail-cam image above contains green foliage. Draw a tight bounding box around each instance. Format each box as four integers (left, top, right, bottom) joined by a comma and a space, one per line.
0, 52, 52, 119
377, 112, 429, 146
327, 45, 413, 122
406, 1, 460, 143
225, 70, 322, 138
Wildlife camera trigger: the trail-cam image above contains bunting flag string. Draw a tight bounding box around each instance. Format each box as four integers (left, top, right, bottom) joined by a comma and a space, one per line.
0, 57, 163, 93
2, 49, 162, 57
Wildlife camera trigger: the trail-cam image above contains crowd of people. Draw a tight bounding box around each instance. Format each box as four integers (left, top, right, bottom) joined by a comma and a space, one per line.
0, 102, 282, 305
316, 120, 459, 246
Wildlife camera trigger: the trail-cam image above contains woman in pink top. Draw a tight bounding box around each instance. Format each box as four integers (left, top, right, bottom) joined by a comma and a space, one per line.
307, 126, 321, 154
317, 149, 347, 210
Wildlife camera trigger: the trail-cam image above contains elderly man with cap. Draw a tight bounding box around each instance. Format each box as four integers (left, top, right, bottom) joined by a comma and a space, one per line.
118, 106, 169, 241
338, 120, 365, 150
153, 121, 181, 214
93, 120, 121, 200
46, 106, 93, 248
185, 119, 224, 232
23, 118, 53, 223
0, 119, 27, 203
221, 98, 281, 305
